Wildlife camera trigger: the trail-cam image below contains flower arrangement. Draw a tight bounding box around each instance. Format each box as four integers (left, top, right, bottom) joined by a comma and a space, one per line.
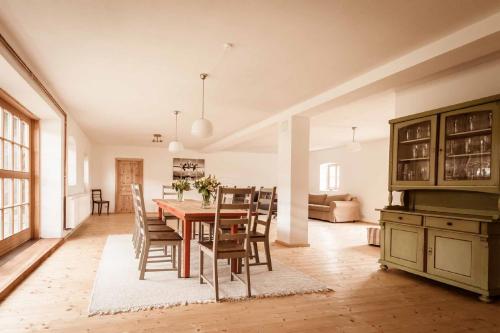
193, 175, 221, 208
172, 179, 191, 201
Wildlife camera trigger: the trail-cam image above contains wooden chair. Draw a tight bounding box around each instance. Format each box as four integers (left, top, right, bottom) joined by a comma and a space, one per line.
132, 183, 182, 279
199, 186, 255, 301
162, 185, 181, 230
132, 186, 175, 258
249, 187, 276, 271
91, 189, 109, 215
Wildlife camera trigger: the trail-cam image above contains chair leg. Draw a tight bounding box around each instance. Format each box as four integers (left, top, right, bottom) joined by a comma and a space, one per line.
139, 241, 149, 280
264, 239, 272, 271
98, 203, 102, 216
92, 202, 95, 215
244, 254, 251, 298
107, 203, 109, 215
199, 249, 204, 284
213, 256, 219, 301
177, 243, 182, 278
252, 242, 260, 263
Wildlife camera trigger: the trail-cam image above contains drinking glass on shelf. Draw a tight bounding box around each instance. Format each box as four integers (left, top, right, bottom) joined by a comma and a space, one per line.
422, 143, 429, 158
468, 115, 475, 131
416, 127, 421, 139
465, 138, 472, 154
412, 145, 418, 158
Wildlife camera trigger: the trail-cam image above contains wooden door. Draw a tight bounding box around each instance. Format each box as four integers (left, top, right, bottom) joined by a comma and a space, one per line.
437, 102, 499, 188
427, 229, 482, 287
391, 115, 438, 187
384, 222, 425, 271
115, 159, 143, 213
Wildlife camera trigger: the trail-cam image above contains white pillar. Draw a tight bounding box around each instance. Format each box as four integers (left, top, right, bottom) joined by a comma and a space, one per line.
276, 115, 309, 246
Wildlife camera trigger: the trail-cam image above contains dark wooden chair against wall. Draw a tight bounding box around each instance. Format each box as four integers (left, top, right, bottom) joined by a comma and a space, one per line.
199, 186, 255, 301
91, 189, 110, 215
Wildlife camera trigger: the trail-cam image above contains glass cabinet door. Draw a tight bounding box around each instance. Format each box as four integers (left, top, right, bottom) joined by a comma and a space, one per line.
438, 102, 499, 187
392, 115, 437, 186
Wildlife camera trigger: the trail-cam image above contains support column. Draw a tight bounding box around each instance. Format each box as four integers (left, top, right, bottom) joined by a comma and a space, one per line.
276, 115, 309, 247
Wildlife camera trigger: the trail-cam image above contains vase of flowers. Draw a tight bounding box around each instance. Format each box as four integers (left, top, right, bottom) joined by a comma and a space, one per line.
172, 179, 191, 202
193, 175, 220, 208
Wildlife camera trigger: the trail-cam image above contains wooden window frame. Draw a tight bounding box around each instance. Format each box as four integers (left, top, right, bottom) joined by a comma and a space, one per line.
0, 89, 39, 257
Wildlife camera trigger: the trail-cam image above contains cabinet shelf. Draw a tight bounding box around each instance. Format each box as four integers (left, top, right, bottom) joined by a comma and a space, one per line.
399, 137, 431, 144
398, 157, 429, 162
446, 152, 491, 158
446, 128, 491, 139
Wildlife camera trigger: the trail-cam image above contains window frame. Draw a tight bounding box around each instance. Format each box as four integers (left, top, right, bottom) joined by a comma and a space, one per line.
320, 162, 340, 192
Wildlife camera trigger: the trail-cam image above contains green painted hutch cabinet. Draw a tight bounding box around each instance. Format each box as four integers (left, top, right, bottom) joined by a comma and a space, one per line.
378, 94, 500, 302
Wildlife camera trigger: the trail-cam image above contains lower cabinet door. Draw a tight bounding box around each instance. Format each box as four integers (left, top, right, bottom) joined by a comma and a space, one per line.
427, 229, 481, 287
384, 223, 425, 271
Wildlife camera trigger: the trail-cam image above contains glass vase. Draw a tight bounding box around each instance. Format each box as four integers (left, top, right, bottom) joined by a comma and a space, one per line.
201, 192, 211, 209
177, 190, 184, 202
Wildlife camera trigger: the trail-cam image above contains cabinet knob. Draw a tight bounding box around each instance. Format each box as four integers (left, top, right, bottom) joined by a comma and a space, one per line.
428, 247, 433, 255
446, 222, 453, 226
398, 216, 403, 220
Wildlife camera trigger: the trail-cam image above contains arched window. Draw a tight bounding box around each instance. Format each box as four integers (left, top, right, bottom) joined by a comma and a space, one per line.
67, 136, 77, 186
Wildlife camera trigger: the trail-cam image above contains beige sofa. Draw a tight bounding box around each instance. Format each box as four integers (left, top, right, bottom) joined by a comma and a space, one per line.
308, 193, 360, 222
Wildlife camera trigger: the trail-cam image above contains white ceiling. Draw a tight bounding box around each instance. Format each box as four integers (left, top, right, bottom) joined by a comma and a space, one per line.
1, 1, 500, 149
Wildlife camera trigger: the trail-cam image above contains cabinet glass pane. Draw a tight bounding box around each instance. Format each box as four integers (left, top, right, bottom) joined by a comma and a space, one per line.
444, 110, 492, 181
12, 116, 20, 143
14, 179, 21, 205
13, 206, 20, 234
22, 179, 29, 204
21, 121, 29, 147
3, 141, 12, 170
4, 178, 12, 207
22, 147, 29, 172
21, 205, 29, 230
13, 144, 21, 171
4, 208, 12, 238
3, 111, 11, 140
396, 120, 431, 181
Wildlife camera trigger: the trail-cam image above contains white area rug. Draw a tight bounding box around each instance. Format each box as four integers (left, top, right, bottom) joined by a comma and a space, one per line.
89, 235, 332, 315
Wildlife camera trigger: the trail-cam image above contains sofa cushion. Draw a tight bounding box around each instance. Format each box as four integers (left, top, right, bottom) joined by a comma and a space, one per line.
308, 204, 330, 212
309, 194, 327, 205
325, 194, 351, 204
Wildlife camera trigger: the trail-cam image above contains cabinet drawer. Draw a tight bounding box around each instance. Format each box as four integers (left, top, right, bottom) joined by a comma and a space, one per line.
381, 212, 422, 226
425, 217, 480, 233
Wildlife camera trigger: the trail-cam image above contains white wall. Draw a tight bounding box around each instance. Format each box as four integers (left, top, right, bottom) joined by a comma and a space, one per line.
91, 144, 278, 212
395, 57, 500, 117
66, 115, 92, 228
309, 138, 389, 222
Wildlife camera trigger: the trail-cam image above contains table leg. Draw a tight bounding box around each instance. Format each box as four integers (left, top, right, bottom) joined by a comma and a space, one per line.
158, 207, 162, 219
183, 219, 191, 278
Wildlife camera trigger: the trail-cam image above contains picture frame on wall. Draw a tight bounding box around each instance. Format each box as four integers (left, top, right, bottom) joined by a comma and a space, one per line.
173, 158, 205, 181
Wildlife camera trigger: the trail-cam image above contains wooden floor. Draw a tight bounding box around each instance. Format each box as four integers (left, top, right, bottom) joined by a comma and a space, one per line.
1, 214, 499, 332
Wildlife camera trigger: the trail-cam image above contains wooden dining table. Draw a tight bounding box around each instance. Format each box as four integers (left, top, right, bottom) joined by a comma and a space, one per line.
153, 198, 248, 278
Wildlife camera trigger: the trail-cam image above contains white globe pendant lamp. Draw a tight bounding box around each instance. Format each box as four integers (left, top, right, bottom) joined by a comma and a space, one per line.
346, 126, 362, 152
191, 73, 213, 138
168, 110, 184, 153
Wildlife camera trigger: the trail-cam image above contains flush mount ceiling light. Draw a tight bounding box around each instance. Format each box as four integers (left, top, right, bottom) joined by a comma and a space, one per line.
191, 73, 213, 138
347, 126, 362, 152
168, 110, 184, 153
152, 134, 163, 143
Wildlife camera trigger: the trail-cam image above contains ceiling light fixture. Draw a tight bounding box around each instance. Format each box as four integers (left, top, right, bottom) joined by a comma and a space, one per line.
168, 110, 184, 153
347, 126, 362, 152
191, 73, 213, 138
152, 134, 163, 143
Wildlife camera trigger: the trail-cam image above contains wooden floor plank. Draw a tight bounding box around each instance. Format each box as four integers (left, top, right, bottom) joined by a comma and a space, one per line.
0, 213, 499, 332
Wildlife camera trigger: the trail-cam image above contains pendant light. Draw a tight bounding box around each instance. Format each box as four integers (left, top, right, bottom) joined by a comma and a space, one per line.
168, 110, 184, 153
191, 73, 213, 138
347, 126, 362, 152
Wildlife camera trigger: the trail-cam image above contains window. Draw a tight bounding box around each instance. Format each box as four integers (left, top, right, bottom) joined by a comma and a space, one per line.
0, 105, 31, 242
67, 136, 77, 186
83, 156, 89, 190
320, 163, 339, 191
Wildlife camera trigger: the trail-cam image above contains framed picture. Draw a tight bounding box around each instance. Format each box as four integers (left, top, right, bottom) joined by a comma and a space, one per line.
173, 158, 205, 181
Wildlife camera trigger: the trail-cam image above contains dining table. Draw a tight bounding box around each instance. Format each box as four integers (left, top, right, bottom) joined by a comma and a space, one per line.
153, 198, 248, 278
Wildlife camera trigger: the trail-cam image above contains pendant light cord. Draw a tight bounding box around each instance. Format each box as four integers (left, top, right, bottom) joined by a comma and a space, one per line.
352, 126, 356, 143
175, 112, 178, 140
202, 77, 205, 119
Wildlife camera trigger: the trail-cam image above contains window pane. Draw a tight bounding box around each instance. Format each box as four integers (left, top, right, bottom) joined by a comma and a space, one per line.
22, 205, 29, 230
328, 165, 338, 189
3, 141, 12, 170
14, 179, 21, 205
22, 179, 29, 204
21, 121, 29, 147
22, 147, 29, 172
13, 116, 20, 143
4, 178, 12, 207
13, 206, 20, 234
4, 208, 12, 238
3, 111, 12, 140
0, 179, 3, 207
13, 144, 21, 171
0, 209, 2, 240
0, 108, 3, 138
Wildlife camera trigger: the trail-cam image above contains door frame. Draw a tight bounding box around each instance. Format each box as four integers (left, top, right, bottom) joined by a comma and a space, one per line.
114, 158, 143, 213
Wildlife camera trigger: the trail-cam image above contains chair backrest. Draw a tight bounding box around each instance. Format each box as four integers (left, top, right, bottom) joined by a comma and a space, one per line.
162, 185, 177, 199
131, 183, 150, 238
252, 187, 277, 236
213, 186, 255, 252
92, 189, 102, 201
